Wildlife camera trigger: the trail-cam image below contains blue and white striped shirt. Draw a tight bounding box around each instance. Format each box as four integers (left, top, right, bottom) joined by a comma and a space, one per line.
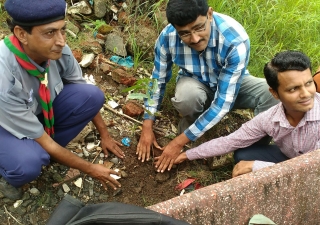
145, 12, 251, 141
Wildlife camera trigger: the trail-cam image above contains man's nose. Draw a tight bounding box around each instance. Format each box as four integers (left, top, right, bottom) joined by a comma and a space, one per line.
190, 31, 201, 43
55, 31, 66, 46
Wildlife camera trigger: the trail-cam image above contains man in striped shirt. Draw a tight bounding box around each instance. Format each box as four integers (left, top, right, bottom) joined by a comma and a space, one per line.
136, 0, 278, 172
175, 50, 319, 177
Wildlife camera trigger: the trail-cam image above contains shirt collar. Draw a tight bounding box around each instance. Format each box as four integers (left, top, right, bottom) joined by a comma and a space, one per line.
272, 93, 320, 127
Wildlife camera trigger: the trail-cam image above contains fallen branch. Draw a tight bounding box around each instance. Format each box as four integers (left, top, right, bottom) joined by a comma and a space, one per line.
4, 205, 23, 225
103, 104, 167, 135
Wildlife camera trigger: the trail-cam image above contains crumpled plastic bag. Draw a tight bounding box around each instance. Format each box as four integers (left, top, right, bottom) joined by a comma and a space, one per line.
110, 55, 134, 68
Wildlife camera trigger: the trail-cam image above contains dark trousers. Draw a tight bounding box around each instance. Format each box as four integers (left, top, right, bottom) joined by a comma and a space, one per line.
234, 143, 289, 164
0, 84, 104, 187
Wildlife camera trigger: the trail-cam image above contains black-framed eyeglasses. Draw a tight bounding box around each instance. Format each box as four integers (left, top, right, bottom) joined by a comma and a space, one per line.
178, 16, 208, 40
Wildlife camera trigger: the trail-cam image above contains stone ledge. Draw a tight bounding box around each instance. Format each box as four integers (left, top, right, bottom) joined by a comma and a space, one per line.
148, 149, 320, 225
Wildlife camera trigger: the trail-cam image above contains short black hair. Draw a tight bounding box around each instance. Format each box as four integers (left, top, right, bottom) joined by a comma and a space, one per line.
166, 0, 209, 26
264, 50, 312, 91
7, 18, 33, 34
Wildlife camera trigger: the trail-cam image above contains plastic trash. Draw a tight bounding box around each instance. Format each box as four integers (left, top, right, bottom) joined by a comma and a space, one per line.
110, 55, 134, 68
121, 137, 131, 147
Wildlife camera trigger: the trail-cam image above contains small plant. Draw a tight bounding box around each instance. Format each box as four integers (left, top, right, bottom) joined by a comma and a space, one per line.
127, 31, 149, 72
121, 77, 158, 115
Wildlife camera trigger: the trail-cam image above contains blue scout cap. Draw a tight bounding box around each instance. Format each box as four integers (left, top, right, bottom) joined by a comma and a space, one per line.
5, 0, 67, 26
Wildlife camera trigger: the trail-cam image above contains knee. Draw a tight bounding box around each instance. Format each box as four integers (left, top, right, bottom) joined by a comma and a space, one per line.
85, 85, 105, 107
5, 152, 49, 187
6, 164, 42, 187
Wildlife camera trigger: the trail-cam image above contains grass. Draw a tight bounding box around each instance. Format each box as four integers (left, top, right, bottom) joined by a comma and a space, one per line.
209, 0, 320, 77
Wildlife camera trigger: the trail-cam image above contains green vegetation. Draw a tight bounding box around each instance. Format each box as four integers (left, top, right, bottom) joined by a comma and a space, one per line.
209, 0, 320, 77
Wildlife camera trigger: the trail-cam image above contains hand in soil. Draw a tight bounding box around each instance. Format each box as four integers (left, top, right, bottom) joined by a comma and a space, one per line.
174, 152, 188, 164
232, 160, 254, 177
155, 134, 189, 172
101, 135, 125, 158
89, 164, 121, 190
155, 145, 182, 173
137, 123, 162, 162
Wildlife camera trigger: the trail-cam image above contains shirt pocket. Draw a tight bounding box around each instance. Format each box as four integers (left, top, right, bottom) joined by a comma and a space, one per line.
54, 81, 64, 95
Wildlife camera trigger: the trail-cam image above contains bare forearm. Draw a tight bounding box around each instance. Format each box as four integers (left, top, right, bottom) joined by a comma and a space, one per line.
92, 112, 109, 138
35, 133, 93, 174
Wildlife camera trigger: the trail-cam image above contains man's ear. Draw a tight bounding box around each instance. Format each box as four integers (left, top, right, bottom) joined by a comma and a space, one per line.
208, 7, 213, 19
269, 87, 279, 100
13, 26, 28, 45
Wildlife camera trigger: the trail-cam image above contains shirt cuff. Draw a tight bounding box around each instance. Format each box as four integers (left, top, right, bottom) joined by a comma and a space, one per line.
252, 161, 275, 171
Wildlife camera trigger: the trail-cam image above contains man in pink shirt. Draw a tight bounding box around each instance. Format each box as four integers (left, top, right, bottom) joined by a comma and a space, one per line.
174, 50, 320, 177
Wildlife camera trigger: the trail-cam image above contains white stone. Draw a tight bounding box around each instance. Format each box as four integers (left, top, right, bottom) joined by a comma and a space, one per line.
110, 5, 118, 13
74, 178, 83, 188
79, 53, 95, 68
83, 148, 90, 157
13, 200, 23, 208
108, 100, 119, 109
62, 183, 70, 193
67, 1, 92, 15
29, 187, 40, 196
86, 142, 96, 151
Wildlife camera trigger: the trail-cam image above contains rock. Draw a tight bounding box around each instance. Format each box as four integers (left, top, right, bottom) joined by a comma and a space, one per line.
110, 157, 119, 164
80, 40, 103, 54
66, 20, 80, 36
122, 101, 144, 117
104, 161, 114, 169
111, 68, 137, 86
85, 132, 95, 142
74, 178, 83, 188
120, 170, 128, 178
62, 184, 70, 193
94, 0, 107, 18
113, 188, 122, 196
72, 49, 83, 63
155, 171, 170, 183
67, 1, 92, 15
79, 53, 95, 67
29, 188, 40, 196
105, 33, 127, 57
98, 24, 113, 35
14, 200, 23, 208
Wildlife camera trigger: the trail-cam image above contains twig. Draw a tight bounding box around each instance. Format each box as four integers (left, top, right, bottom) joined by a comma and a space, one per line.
103, 104, 166, 135
77, 147, 103, 196
4, 205, 22, 225
100, 57, 127, 71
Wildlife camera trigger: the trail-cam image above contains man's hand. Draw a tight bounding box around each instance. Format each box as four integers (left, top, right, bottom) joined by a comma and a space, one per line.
155, 134, 190, 172
174, 152, 188, 164
232, 160, 254, 177
137, 120, 162, 162
35, 132, 122, 190
92, 112, 124, 159
88, 164, 121, 190
100, 135, 125, 159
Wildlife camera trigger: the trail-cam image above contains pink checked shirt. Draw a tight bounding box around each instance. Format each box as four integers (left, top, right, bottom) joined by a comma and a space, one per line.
186, 93, 320, 171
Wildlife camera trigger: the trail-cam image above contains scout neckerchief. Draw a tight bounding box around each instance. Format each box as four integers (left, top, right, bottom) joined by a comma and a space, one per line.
4, 35, 55, 137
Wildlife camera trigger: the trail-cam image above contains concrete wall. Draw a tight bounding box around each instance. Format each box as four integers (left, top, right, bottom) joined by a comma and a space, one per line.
148, 149, 320, 225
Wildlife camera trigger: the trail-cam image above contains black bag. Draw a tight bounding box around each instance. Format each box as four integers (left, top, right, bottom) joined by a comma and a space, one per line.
46, 194, 191, 225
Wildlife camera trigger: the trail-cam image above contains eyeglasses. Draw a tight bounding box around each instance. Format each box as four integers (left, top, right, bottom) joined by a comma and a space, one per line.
178, 16, 208, 40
